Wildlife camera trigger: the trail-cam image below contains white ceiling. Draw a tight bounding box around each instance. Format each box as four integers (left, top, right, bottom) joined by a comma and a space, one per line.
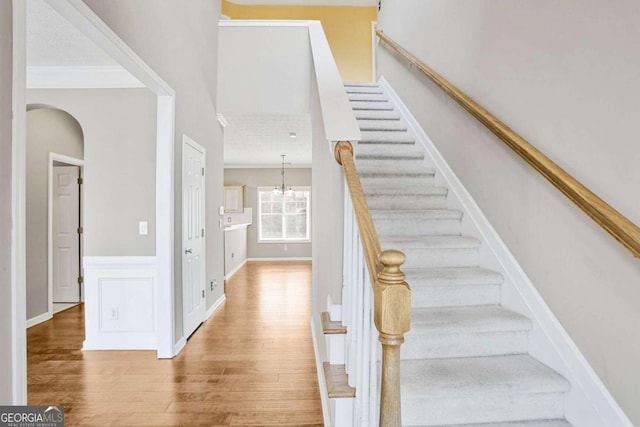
27, 0, 117, 67
218, 24, 314, 167
223, 113, 312, 167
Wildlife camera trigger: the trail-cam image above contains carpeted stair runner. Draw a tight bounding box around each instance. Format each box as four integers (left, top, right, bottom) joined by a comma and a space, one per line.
345, 82, 572, 427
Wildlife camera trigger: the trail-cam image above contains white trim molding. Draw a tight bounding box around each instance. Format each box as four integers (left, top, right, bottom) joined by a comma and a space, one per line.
82, 256, 157, 351
246, 257, 312, 262
205, 294, 227, 321
11, 0, 28, 405
224, 259, 248, 280
311, 316, 332, 427
26, 312, 52, 329
47, 152, 84, 324
379, 76, 633, 427
27, 65, 145, 89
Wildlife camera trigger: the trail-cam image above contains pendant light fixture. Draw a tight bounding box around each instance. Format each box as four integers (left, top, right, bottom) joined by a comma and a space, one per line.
274, 154, 294, 195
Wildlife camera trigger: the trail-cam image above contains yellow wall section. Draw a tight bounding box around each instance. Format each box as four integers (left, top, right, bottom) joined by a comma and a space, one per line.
222, 1, 377, 82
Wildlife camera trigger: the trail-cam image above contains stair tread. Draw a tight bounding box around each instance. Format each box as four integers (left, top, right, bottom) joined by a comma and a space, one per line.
404, 267, 504, 286
357, 119, 407, 131
364, 185, 447, 195
410, 305, 532, 335
350, 101, 395, 110
359, 131, 415, 144
354, 110, 401, 120
401, 354, 570, 398
381, 235, 480, 248
359, 165, 435, 176
322, 362, 355, 398
344, 82, 379, 87
321, 311, 346, 334
355, 145, 425, 159
349, 93, 388, 102
421, 420, 572, 427
346, 87, 384, 95
373, 209, 462, 219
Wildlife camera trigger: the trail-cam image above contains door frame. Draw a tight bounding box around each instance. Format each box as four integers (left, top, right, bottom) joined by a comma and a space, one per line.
181, 134, 207, 337
12, 0, 177, 404
48, 153, 84, 316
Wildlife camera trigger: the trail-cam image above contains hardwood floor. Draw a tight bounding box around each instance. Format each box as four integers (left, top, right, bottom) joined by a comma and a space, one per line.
28, 261, 324, 426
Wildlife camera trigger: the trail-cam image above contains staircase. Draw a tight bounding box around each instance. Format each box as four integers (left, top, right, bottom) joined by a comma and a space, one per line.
343, 82, 573, 426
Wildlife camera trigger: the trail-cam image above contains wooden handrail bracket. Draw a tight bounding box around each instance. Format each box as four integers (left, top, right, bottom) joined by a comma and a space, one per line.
376, 29, 640, 259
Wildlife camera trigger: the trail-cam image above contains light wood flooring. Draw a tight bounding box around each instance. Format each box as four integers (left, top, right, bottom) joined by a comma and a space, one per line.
27, 261, 324, 426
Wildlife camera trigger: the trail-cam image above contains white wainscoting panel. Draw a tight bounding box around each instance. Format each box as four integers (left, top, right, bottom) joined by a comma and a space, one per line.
83, 256, 157, 350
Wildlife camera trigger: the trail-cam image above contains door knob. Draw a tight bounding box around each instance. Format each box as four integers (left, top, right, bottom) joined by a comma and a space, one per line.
185, 248, 192, 254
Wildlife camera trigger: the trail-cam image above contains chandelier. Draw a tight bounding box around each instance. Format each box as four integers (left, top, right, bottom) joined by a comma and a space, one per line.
274, 154, 294, 195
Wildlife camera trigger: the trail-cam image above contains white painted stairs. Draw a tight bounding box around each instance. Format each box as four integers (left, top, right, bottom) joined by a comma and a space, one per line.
344, 82, 573, 427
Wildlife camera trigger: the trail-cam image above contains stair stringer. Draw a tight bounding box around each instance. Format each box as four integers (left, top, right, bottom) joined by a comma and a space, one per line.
379, 76, 633, 427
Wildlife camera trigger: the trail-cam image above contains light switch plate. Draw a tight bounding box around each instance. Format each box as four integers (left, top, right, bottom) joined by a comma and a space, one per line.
218, 205, 225, 215
139, 221, 148, 235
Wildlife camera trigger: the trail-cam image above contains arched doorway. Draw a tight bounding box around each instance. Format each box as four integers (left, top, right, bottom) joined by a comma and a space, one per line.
26, 106, 85, 325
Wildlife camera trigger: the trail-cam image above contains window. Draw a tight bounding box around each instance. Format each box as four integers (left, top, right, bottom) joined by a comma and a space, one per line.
258, 187, 311, 242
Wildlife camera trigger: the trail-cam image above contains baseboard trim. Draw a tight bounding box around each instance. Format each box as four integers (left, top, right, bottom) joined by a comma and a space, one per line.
311, 316, 332, 427
247, 257, 312, 262
224, 259, 247, 280
205, 294, 226, 321
26, 311, 52, 328
172, 337, 186, 357
82, 336, 156, 351
380, 76, 632, 427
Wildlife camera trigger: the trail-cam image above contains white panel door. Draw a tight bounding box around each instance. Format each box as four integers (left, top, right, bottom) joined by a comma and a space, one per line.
53, 166, 81, 303
182, 138, 206, 339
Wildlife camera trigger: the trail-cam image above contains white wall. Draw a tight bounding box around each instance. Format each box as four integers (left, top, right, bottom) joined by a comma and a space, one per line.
224, 226, 248, 277
27, 89, 157, 258
377, 1, 640, 423
224, 168, 312, 259
0, 0, 14, 404
310, 71, 345, 361
26, 108, 84, 319
82, 0, 224, 342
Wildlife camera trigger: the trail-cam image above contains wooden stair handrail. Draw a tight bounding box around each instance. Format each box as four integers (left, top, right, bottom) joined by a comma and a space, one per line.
335, 141, 411, 427
376, 29, 640, 259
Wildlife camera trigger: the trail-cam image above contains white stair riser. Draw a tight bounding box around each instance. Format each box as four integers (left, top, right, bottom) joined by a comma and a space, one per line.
402, 392, 566, 426
399, 247, 478, 268
366, 194, 447, 210
375, 217, 461, 236
361, 176, 435, 188
411, 284, 501, 308
402, 330, 529, 360
333, 398, 354, 427
327, 334, 345, 365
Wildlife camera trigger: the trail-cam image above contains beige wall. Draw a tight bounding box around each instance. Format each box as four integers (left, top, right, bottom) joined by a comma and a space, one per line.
222, 0, 376, 82
377, 0, 640, 423
0, 0, 13, 404
26, 108, 84, 319
27, 89, 157, 258
83, 0, 224, 341
224, 168, 312, 259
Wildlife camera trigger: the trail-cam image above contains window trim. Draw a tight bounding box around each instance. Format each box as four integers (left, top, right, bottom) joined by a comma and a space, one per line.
257, 186, 311, 243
